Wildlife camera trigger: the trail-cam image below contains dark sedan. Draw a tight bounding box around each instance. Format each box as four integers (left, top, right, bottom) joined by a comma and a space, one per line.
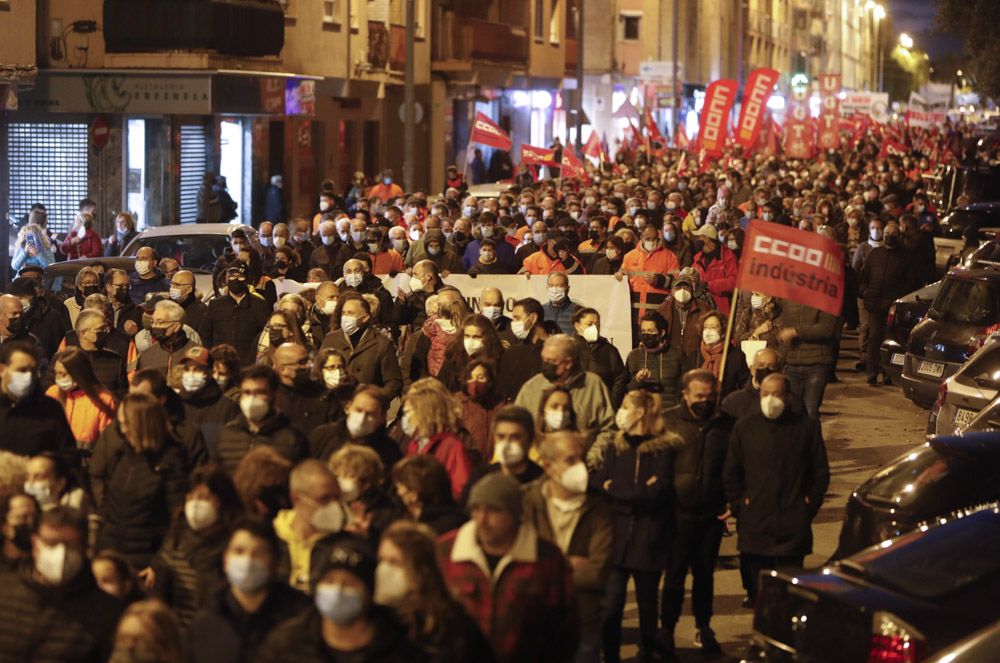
938, 201, 1000, 240
880, 281, 940, 385
900, 269, 1000, 408
832, 432, 1000, 560
746, 504, 1000, 663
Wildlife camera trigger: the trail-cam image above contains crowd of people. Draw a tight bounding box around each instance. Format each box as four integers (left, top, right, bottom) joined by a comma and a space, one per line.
0, 123, 956, 662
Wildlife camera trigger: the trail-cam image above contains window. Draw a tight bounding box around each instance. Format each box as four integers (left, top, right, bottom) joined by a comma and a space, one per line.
8, 121, 89, 234
323, 0, 337, 23
621, 13, 641, 41
178, 124, 209, 225
549, 0, 560, 43
534, 0, 545, 40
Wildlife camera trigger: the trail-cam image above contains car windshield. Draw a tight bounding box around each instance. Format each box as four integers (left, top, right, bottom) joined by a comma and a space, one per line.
128, 234, 231, 271
955, 342, 1000, 388
964, 241, 1000, 268
862, 444, 959, 507
928, 277, 1000, 325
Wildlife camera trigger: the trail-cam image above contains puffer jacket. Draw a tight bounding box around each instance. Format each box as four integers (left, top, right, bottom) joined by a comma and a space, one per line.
152, 521, 231, 625
661, 404, 730, 521
774, 299, 838, 367
422, 315, 458, 377
214, 410, 308, 474
591, 430, 682, 572
858, 245, 912, 312
180, 381, 241, 458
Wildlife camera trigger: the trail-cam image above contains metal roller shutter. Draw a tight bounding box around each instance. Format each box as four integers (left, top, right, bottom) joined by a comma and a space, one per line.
178, 123, 210, 224
8, 122, 89, 233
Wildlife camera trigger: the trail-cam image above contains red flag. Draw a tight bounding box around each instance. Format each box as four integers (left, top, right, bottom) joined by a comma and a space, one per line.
675, 122, 690, 150
817, 73, 841, 150
879, 139, 909, 159
784, 91, 813, 159
560, 148, 588, 181
735, 68, 780, 148
520, 144, 558, 167
697, 79, 739, 156
645, 108, 666, 148
737, 221, 844, 317
582, 131, 604, 160
612, 96, 641, 122
469, 112, 512, 151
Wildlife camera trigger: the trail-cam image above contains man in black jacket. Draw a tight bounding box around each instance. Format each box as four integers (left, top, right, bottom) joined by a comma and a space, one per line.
179, 346, 240, 458
0, 341, 74, 456
272, 343, 338, 438
660, 370, 730, 656
723, 373, 830, 604
200, 266, 271, 366
308, 384, 401, 468
319, 294, 402, 400
310, 220, 353, 280
0, 507, 122, 663
170, 269, 208, 331
859, 221, 911, 385
9, 277, 65, 359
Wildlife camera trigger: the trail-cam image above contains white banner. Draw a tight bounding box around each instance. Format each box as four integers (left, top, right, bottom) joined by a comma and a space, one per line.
380, 274, 635, 359
841, 92, 889, 122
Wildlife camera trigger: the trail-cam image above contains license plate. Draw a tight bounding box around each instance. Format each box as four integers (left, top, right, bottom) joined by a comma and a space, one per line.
954, 408, 977, 427
891, 353, 905, 366
917, 360, 945, 378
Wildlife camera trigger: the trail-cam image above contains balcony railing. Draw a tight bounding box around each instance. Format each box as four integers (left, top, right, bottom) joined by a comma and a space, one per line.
433, 15, 527, 65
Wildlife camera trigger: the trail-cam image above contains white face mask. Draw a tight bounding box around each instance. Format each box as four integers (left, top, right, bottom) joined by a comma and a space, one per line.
225, 554, 271, 594
494, 440, 525, 466
581, 324, 599, 343
673, 288, 692, 304
240, 395, 269, 422
24, 480, 54, 506
374, 561, 410, 606
55, 375, 76, 392
323, 368, 344, 389
346, 410, 378, 438
185, 498, 219, 531
614, 407, 639, 431
134, 260, 152, 276
750, 295, 765, 309
463, 337, 484, 355
35, 541, 84, 585
182, 371, 208, 393
400, 411, 417, 438
548, 286, 567, 305
5, 369, 34, 400
511, 319, 531, 340
760, 394, 785, 420
642, 239, 658, 252
337, 475, 360, 502
409, 275, 424, 293
559, 461, 589, 494
311, 500, 346, 533
481, 305, 502, 321
544, 408, 568, 431
273, 236, 287, 249
702, 328, 721, 345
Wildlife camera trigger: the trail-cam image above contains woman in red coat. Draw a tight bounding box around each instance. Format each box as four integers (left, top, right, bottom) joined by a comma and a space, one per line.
691, 224, 738, 315
402, 377, 473, 500
61, 212, 104, 259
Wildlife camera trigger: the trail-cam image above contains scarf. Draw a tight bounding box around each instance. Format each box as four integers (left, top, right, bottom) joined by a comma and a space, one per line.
700, 340, 724, 378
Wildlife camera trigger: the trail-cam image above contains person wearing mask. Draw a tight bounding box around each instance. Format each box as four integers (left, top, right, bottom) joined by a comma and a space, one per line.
421, 228, 464, 274
419, 287, 468, 379
257, 535, 423, 662
687, 310, 744, 396
339, 258, 395, 327
690, 224, 738, 315
23, 452, 89, 515
773, 295, 838, 419
439, 473, 578, 663
146, 466, 241, 624
310, 384, 401, 468
186, 518, 311, 663
129, 246, 170, 306
578, 215, 611, 272
364, 227, 405, 275
16, 264, 69, 332
625, 310, 684, 408
851, 218, 883, 372
91, 549, 145, 605
572, 308, 628, 409
392, 455, 467, 535
312, 345, 354, 408
514, 218, 549, 267
0, 341, 75, 456
733, 290, 782, 347
401, 378, 473, 500
0, 506, 123, 662
200, 266, 272, 366
516, 334, 615, 456
104, 268, 143, 336
137, 299, 198, 376
328, 444, 397, 544
463, 211, 517, 272
272, 342, 336, 437
63, 267, 102, 328
169, 269, 207, 331
94, 393, 191, 568
0, 493, 37, 571
452, 359, 507, 463
662, 217, 693, 267
307, 281, 340, 342
311, 219, 353, 280
620, 224, 681, 334
61, 212, 104, 260
535, 385, 579, 440
542, 271, 580, 334
524, 430, 612, 663
594, 390, 680, 663
467, 238, 511, 275
479, 287, 512, 336
496, 298, 548, 399
272, 459, 349, 591
721, 347, 801, 421
8, 276, 64, 359
214, 365, 308, 474
256, 309, 310, 365
660, 371, 730, 656
460, 403, 543, 506
589, 235, 626, 275
859, 221, 911, 386
209, 344, 241, 398
45, 348, 117, 447
179, 346, 240, 458
723, 373, 830, 604
130, 367, 210, 466
319, 293, 403, 398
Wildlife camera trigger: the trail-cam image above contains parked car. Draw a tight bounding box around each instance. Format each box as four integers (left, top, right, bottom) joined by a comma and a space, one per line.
938, 201, 1000, 240
746, 503, 1000, 663
880, 281, 941, 385
900, 269, 1000, 408
832, 432, 1000, 560
121, 222, 259, 271
43, 258, 215, 303
926, 619, 1000, 663
928, 336, 1000, 435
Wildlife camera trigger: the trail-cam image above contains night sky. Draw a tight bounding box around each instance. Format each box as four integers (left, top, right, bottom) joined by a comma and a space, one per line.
885, 0, 963, 60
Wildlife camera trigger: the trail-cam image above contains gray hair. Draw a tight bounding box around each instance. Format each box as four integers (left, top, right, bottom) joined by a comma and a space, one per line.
544, 334, 578, 363
75, 309, 108, 332
154, 299, 185, 322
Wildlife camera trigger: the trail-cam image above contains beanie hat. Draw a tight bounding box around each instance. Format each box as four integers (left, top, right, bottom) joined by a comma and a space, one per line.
467, 473, 523, 520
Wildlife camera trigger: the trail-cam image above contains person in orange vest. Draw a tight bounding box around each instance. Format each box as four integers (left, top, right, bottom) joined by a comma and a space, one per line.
620, 224, 680, 333
520, 234, 585, 275
367, 169, 404, 202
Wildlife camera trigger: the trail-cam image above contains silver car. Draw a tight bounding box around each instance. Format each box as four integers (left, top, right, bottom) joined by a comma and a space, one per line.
932, 336, 1000, 436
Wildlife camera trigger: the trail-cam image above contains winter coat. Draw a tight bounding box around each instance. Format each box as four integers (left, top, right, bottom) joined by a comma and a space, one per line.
406, 432, 473, 501
774, 300, 839, 367
181, 296, 209, 332
199, 293, 272, 366
136, 332, 199, 376
0, 388, 75, 457
453, 391, 508, 465
186, 582, 310, 663
590, 430, 682, 572
22, 296, 66, 359
521, 480, 612, 629
214, 410, 308, 474
0, 568, 122, 663
180, 382, 241, 458
859, 246, 912, 312
60, 228, 103, 260
625, 343, 685, 407
274, 381, 338, 439
692, 246, 739, 314
94, 437, 190, 568
657, 297, 712, 360
496, 337, 543, 400
127, 269, 169, 306
255, 605, 426, 663
575, 335, 629, 409
723, 409, 830, 557
720, 381, 804, 422
320, 327, 403, 399
661, 404, 730, 521
437, 521, 578, 663
151, 521, 230, 625
515, 370, 616, 458
44, 386, 116, 446
308, 419, 402, 469
308, 241, 353, 280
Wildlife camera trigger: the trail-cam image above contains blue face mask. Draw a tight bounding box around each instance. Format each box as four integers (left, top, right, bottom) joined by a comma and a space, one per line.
383, 178, 392, 186
315, 584, 366, 624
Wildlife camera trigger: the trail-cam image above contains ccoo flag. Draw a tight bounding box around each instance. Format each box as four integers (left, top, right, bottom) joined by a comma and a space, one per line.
520, 144, 558, 167
735, 68, 780, 148
737, 221, 844, 317
697, 79, 739, 156
469, 112, 512, 151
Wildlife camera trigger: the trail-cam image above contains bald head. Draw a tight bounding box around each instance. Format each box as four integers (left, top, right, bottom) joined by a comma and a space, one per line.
480, 287, 503, 308
0, 295, 24, 320
759, 372, 789, 397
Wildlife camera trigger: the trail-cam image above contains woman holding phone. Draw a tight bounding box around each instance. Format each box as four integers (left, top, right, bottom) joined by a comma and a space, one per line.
12, 222, 56, 272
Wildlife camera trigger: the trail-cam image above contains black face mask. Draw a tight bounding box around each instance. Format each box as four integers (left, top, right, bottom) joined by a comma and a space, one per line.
292, 368, 312, 390
588, 230, 601, 242
884, 235, 899, 250
690, 400, 715, 419
112, 287, 130, 304
274, 261, 289, 274
11, 524, 32, 553
228, 279, 248, 296
94, 330, 110, 348
150, 325, 172, 342
541, 363, 561, 382
754, 367, 776, 385
81, 285, 100, 297
268, 329, 287, 348
453, 231, 467, 244
640, 333, 661, 348
6, 318, 23, 336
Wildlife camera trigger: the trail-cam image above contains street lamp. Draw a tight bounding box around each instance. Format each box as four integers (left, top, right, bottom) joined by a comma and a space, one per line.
899, 33, 913, 50
866, 2, 886, 92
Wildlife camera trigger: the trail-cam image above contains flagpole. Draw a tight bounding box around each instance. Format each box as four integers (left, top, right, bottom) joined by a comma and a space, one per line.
717, 288, 740, 404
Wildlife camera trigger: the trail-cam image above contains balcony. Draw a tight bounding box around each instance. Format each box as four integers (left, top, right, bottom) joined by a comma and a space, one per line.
368, 21, 389, 69
565, 37, 579, 73
433, 16, 528, 68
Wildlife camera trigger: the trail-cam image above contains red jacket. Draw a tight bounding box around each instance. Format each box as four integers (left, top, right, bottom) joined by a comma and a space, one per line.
61, 229, 103, 259
692, 246, 738, 314
407, 431, 472, 500
437, 521, 578, 662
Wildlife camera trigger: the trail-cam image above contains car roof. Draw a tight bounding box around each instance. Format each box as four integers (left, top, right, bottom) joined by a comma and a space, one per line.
930, 431, 1000, 461
135, 223, 253, 238
945, 267, 1000, 282
960, 202, 1000, 213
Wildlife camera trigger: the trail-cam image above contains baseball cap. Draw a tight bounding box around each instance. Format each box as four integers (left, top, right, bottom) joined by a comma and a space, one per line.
692, 224, 719, 241
181, 346, 210, 367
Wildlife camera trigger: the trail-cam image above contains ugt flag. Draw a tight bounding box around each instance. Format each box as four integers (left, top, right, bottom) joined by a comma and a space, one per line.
737, 221, 844, 316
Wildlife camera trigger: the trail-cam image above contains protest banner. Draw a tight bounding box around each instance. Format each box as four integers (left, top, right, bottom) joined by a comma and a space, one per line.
735, 68, 780, 148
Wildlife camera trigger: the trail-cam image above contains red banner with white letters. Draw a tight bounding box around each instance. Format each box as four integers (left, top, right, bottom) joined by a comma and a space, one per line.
469, 112, 512, 151
736, 221, 844, 316
817, 73, 841, 150
736, 68, 780, 148
697, 79, 739, 156
783, 90, 814, 159
520, 144, 558, 167
560, 148, 588, 181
